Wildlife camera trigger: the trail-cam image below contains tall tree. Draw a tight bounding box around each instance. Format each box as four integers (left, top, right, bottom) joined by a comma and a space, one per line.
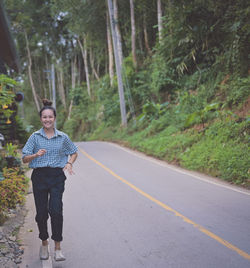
106, 8, 114, 85
130, 0, 137, 68
78, 37, 91, 97
89, 47, 100, 81
157, 0, 163, 43
143, 13, 152, 55
107, 0, 127, 126
113, 0, 123, 66
57, 65, 66, 109
24, 30, 40, 112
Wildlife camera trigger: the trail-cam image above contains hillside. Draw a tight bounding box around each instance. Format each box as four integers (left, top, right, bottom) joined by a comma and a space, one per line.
4, 0, 250, 187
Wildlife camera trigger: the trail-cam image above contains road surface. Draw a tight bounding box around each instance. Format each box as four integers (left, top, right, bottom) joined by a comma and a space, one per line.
19, 141, 250, 268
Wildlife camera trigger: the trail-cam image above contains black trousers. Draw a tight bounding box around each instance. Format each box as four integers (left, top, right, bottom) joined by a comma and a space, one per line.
31, 167, 66, 242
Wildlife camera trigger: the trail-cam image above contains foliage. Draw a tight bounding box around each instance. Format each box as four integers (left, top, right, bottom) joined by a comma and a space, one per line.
180, 120, 250, 184
137, 101, 169, 123
14, 115, 30, 144
4, 143, 18, 157
185, 102, 220, 128
4, 0, 250, 188
0, 168, 29, 223
223, 76, 250, 108
88, 111, 250, 187
150, 54, 179, 99
0, 75, 16, 121
2, 143, 21, 169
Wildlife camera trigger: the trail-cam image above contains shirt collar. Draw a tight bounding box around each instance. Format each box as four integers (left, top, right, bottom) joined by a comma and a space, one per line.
37, 128, 62, 138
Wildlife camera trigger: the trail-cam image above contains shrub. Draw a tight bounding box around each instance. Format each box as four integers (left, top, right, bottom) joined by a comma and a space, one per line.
180, 120, 250, 183
0, 168, 29, 219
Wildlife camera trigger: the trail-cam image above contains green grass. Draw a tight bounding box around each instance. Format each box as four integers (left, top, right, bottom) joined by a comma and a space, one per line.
88, 116, 250, 188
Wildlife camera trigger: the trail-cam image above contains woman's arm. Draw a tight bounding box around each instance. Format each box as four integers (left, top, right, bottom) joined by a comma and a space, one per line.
63, 152, 78, 175
67, 152, 78, 165
22, 149, 47, 163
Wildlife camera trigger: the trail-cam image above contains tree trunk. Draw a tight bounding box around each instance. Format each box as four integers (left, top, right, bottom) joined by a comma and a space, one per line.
157, 0, 163, 43
143, 13, 152, 55
106, 9, 114, 86
37, 64, 43, 98
71, 55, 76, 89
57, 66, 66, 109
168, 0, 173, 59
108, 0, 127, 127
45, 54, 52, 99
68, 55, 77, 119
24, 30, 40, 112
78, 37, 91, 97
130, 0, 137, 69
89, 47, 100, 81
113, 0, 123, 66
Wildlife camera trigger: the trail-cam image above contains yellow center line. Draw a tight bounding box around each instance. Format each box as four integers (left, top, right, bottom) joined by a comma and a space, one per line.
79, 148, 250, 261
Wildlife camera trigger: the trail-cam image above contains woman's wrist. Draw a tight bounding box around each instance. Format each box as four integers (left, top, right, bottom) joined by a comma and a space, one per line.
66, 162, 73, 166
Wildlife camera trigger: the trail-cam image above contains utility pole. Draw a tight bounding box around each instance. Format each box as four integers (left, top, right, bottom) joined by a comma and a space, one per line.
51, 63, 56, 128
107, 0, 127, 127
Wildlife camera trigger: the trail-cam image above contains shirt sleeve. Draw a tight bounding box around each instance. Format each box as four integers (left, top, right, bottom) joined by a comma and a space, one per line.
22, 134, 36, 158
63, 135, 78, 155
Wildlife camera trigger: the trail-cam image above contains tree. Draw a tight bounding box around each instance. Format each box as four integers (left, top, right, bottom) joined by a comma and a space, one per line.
24, 30, 40, 112
106, 9, 114, 85
157, 0, 163, 43
130, 0, 137, 68
78, 37, 91, 97
107, 0, 127, 127
113, 0, 123, 66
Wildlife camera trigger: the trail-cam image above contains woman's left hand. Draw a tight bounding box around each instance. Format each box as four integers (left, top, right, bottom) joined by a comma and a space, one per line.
63, 163, 75, 175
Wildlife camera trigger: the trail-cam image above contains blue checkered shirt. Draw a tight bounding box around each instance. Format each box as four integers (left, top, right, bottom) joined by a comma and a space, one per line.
22, 128, 77, 169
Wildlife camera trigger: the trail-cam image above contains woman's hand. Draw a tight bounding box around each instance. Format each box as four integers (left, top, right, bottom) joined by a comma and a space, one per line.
36, 149, 47, 157
63, 162, 74, 175
63, 153, 77, 175
23, 149, 47, 163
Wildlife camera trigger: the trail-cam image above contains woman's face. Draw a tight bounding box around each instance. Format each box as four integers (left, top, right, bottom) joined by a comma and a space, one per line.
40, 109, 55, 130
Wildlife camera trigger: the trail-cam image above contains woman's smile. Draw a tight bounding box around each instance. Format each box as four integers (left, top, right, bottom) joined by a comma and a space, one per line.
41, 110, 55, 129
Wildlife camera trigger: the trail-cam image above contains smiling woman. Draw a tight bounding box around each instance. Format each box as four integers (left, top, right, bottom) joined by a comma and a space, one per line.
39, 99, 56, 134
22, 98, 78, 262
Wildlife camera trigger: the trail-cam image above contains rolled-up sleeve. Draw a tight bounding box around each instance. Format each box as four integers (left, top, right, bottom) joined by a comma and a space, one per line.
22, 134, 36, 158
63, 135, 77, 155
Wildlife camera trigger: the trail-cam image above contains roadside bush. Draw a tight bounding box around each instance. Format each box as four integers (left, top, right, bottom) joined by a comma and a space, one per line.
180, 120, 250, 184
90, 114, 249, 187
63, 118, 80, 140
0, 168, 29, 220
226, 77, 250, 108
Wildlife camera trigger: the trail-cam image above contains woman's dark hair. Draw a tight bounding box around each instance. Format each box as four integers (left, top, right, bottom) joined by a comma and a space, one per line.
39, 99, 56, 117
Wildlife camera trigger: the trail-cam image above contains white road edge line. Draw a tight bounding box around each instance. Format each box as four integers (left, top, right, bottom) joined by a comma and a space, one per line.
108, 142, 250, 196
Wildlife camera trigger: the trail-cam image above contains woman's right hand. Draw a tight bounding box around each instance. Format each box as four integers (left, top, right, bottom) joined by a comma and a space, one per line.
36, 149, 47, 157
23, 149, 47, 163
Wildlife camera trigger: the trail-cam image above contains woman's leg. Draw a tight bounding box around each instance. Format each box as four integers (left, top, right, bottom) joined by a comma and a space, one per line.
31, 170, 50, 241
48, 178, 65, 243
55, 241, 61, 250
47, 169, 66, 261
49, 178, 66, 261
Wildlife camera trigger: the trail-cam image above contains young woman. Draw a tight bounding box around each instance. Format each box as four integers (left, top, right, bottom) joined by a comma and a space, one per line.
22, 99, 78, 262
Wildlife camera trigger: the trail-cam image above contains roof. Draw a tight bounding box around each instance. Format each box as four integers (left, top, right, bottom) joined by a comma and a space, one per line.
0, 1, 20, 72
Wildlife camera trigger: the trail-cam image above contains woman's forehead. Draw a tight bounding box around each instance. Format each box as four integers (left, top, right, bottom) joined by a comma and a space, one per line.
41, 109, 55, 116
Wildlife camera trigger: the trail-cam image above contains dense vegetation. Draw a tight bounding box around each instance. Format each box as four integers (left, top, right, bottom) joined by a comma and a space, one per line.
4, 0, 250, 187
0, 76, 29, 224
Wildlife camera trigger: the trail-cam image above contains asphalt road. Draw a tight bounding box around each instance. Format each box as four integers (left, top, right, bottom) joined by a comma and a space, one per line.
20, 141, 250, 268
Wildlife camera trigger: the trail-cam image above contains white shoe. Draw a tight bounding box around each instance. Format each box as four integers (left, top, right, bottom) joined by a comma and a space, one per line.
54, 249, 66, 261
40, 245, 49, 260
